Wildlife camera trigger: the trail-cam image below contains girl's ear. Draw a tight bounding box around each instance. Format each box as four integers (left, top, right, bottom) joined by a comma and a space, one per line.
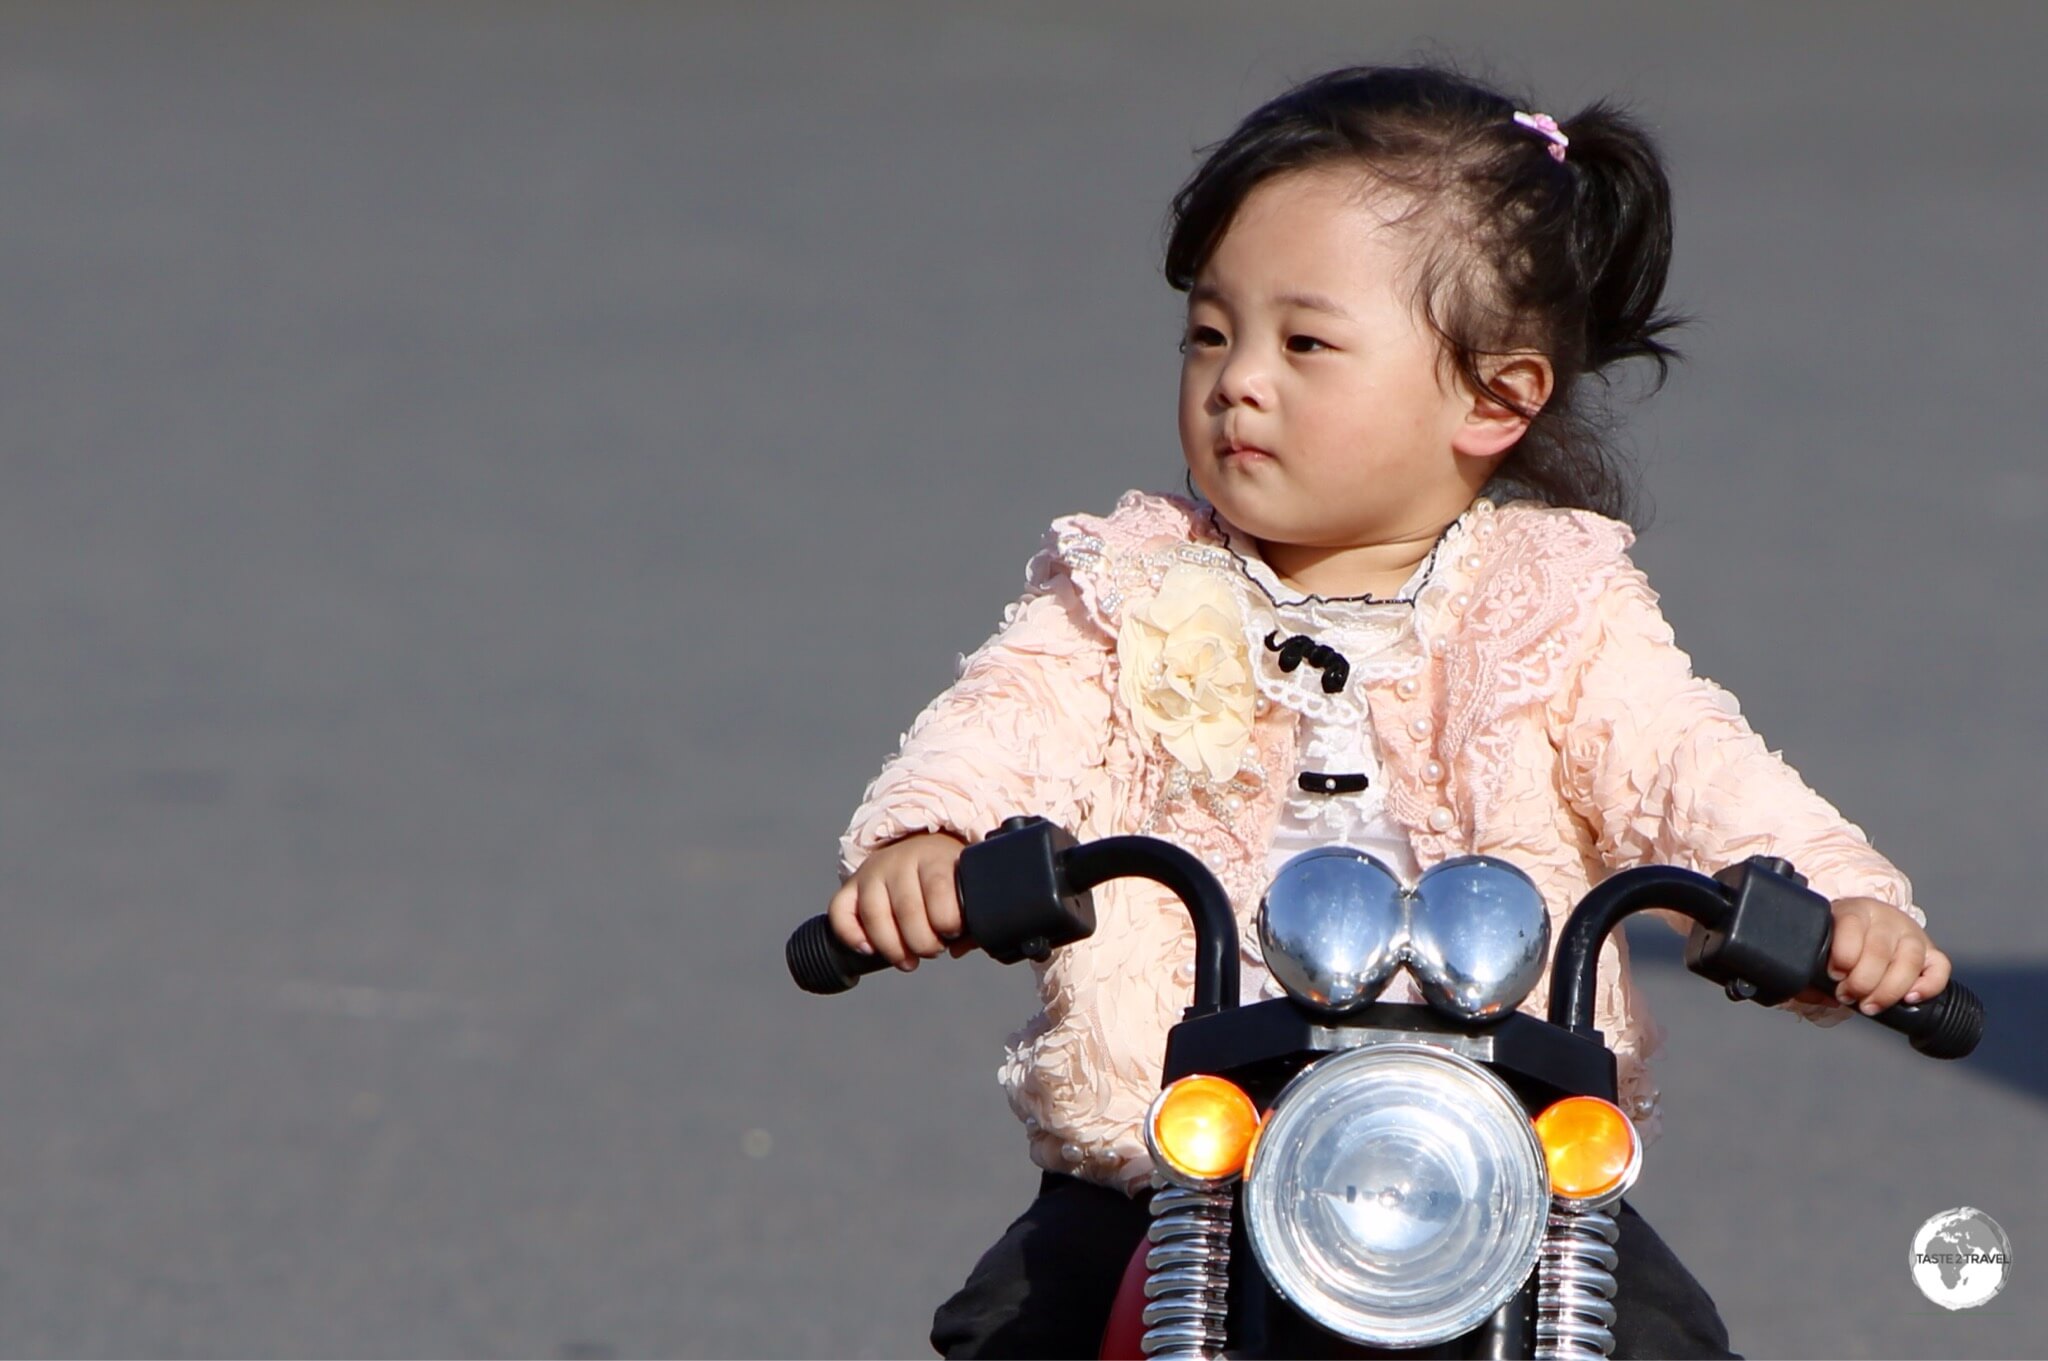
1451, 354, 1554, 461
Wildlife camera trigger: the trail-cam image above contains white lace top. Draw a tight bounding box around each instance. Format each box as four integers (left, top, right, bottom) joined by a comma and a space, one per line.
1215, 510, 1476, 1005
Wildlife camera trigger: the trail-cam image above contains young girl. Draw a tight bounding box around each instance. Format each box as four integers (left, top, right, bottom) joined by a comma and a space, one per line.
829, 65, 1949, 1359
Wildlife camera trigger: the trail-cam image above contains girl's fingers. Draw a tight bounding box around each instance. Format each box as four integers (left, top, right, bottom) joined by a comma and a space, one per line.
1905, 948, 1952, 1004
856, 877, 909, 967
1859, 936, 1926, 1014
1827, 911, 1866, 983
888, 862, 945, 964
920, 857, 965, 941
1839, 926, 1896, 1005
827, 881, 873, 955
926, 859, 977, 956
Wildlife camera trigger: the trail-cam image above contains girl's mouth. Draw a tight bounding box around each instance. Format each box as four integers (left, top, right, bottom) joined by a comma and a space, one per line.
1220, 443, 1276, 465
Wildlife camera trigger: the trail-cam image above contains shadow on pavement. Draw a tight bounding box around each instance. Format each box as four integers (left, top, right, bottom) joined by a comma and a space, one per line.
1626, 922, 2048, 1107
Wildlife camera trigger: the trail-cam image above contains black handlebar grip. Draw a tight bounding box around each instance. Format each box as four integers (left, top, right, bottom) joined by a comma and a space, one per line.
1871, 980, 1985, 1060
786, 914, 896, 995
1804, 946, 1985, 1060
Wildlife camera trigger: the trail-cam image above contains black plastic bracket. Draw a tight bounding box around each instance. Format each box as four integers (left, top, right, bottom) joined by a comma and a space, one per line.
1683, 856, 1832, 1006
955, 816, 1097, 965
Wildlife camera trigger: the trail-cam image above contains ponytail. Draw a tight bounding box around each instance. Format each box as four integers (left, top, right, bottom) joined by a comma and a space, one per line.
1561, 103, 1683, 380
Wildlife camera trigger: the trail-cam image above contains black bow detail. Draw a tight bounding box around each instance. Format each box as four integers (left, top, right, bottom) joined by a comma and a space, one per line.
1264, 631, 1350, 693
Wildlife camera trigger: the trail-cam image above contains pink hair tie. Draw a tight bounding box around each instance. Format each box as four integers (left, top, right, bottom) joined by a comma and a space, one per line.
1513, 110, 1569, 163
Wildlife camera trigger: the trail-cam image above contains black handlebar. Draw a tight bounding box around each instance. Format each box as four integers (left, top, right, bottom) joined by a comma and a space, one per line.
788, 817, 1240, 1016
1549, 855, 1983, 1059
790, 821, 1984, 1059
789, 816, 1104, 995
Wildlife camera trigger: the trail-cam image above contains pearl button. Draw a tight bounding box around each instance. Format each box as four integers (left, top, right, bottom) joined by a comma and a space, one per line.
1476, 521, 1497, 539
1428, 807, 1455, 832
1177, 959, 1197, 981
1450, 592, 1471, 616
1062, 1142, 1084, 1165
1462, 554, 1483, 572
1254, 697, 1270, 714
1396, 677, 1419, 699
1430, 637, 1447, 656
1408, 717, 1433, 739
1422, 759, 1446, 783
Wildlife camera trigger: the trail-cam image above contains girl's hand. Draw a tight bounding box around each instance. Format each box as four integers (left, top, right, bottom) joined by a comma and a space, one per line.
828, 832, 972, 972
1819, 897, 1950, 1015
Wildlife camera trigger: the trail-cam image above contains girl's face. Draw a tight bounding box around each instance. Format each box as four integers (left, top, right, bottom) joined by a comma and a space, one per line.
1177, 167, 1500, 572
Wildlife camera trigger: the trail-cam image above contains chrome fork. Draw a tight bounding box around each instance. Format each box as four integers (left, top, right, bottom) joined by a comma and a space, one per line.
1535, 1199, 1621, 1358
1139, 1180, 1233, 1358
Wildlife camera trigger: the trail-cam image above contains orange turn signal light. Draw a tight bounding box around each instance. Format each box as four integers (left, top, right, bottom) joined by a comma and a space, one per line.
1534, 1095, 1640, 1203
1147, 1075, 1261, 1186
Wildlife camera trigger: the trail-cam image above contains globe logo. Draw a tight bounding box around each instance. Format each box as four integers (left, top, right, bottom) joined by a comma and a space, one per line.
1910, 1207, 2011, 1310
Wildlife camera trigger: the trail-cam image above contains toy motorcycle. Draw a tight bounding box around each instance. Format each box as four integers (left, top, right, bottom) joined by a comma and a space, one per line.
787, 817, 1983, 1358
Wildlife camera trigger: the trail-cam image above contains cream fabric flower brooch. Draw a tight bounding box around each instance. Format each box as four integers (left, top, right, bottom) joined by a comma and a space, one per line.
1116, 565, 1256, 781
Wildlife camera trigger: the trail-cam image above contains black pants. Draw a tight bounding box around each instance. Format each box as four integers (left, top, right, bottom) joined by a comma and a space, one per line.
931, 1172, 1739, 1359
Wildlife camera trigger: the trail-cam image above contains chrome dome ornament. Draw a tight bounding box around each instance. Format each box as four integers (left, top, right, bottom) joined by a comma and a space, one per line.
1258, 851, 1551, 1021
1405, 856, 1552, 1019
1258, 848, 1407, 1012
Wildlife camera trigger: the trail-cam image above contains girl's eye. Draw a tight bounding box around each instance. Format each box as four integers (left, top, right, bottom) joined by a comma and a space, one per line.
1180, 324, 1226, 353
1285, 334, 1331, 354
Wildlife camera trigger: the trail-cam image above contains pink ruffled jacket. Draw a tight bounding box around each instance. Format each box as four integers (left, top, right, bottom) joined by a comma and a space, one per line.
840, 492, 1917, 1195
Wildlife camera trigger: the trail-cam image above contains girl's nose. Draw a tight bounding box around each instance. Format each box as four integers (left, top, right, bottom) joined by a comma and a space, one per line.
1214, 352, 1272, 411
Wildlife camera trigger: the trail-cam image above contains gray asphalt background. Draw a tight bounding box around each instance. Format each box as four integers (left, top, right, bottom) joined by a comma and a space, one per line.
3, 3, 2045, 1357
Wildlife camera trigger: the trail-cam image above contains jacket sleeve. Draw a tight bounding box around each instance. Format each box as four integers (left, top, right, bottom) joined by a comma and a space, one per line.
838, 564, 1116, 877
1551, 563, 1920, 1016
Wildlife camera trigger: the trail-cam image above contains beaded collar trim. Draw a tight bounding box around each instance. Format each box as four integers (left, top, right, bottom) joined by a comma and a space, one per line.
1199, 501, 1463, 609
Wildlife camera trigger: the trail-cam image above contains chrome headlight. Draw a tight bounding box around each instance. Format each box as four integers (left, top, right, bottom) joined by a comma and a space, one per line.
1241, 1044, 1550, 1347
1258, 851, 1550, 1021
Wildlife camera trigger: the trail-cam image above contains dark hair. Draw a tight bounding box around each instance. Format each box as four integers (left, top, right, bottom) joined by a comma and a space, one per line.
1164, 65, 1683, 524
